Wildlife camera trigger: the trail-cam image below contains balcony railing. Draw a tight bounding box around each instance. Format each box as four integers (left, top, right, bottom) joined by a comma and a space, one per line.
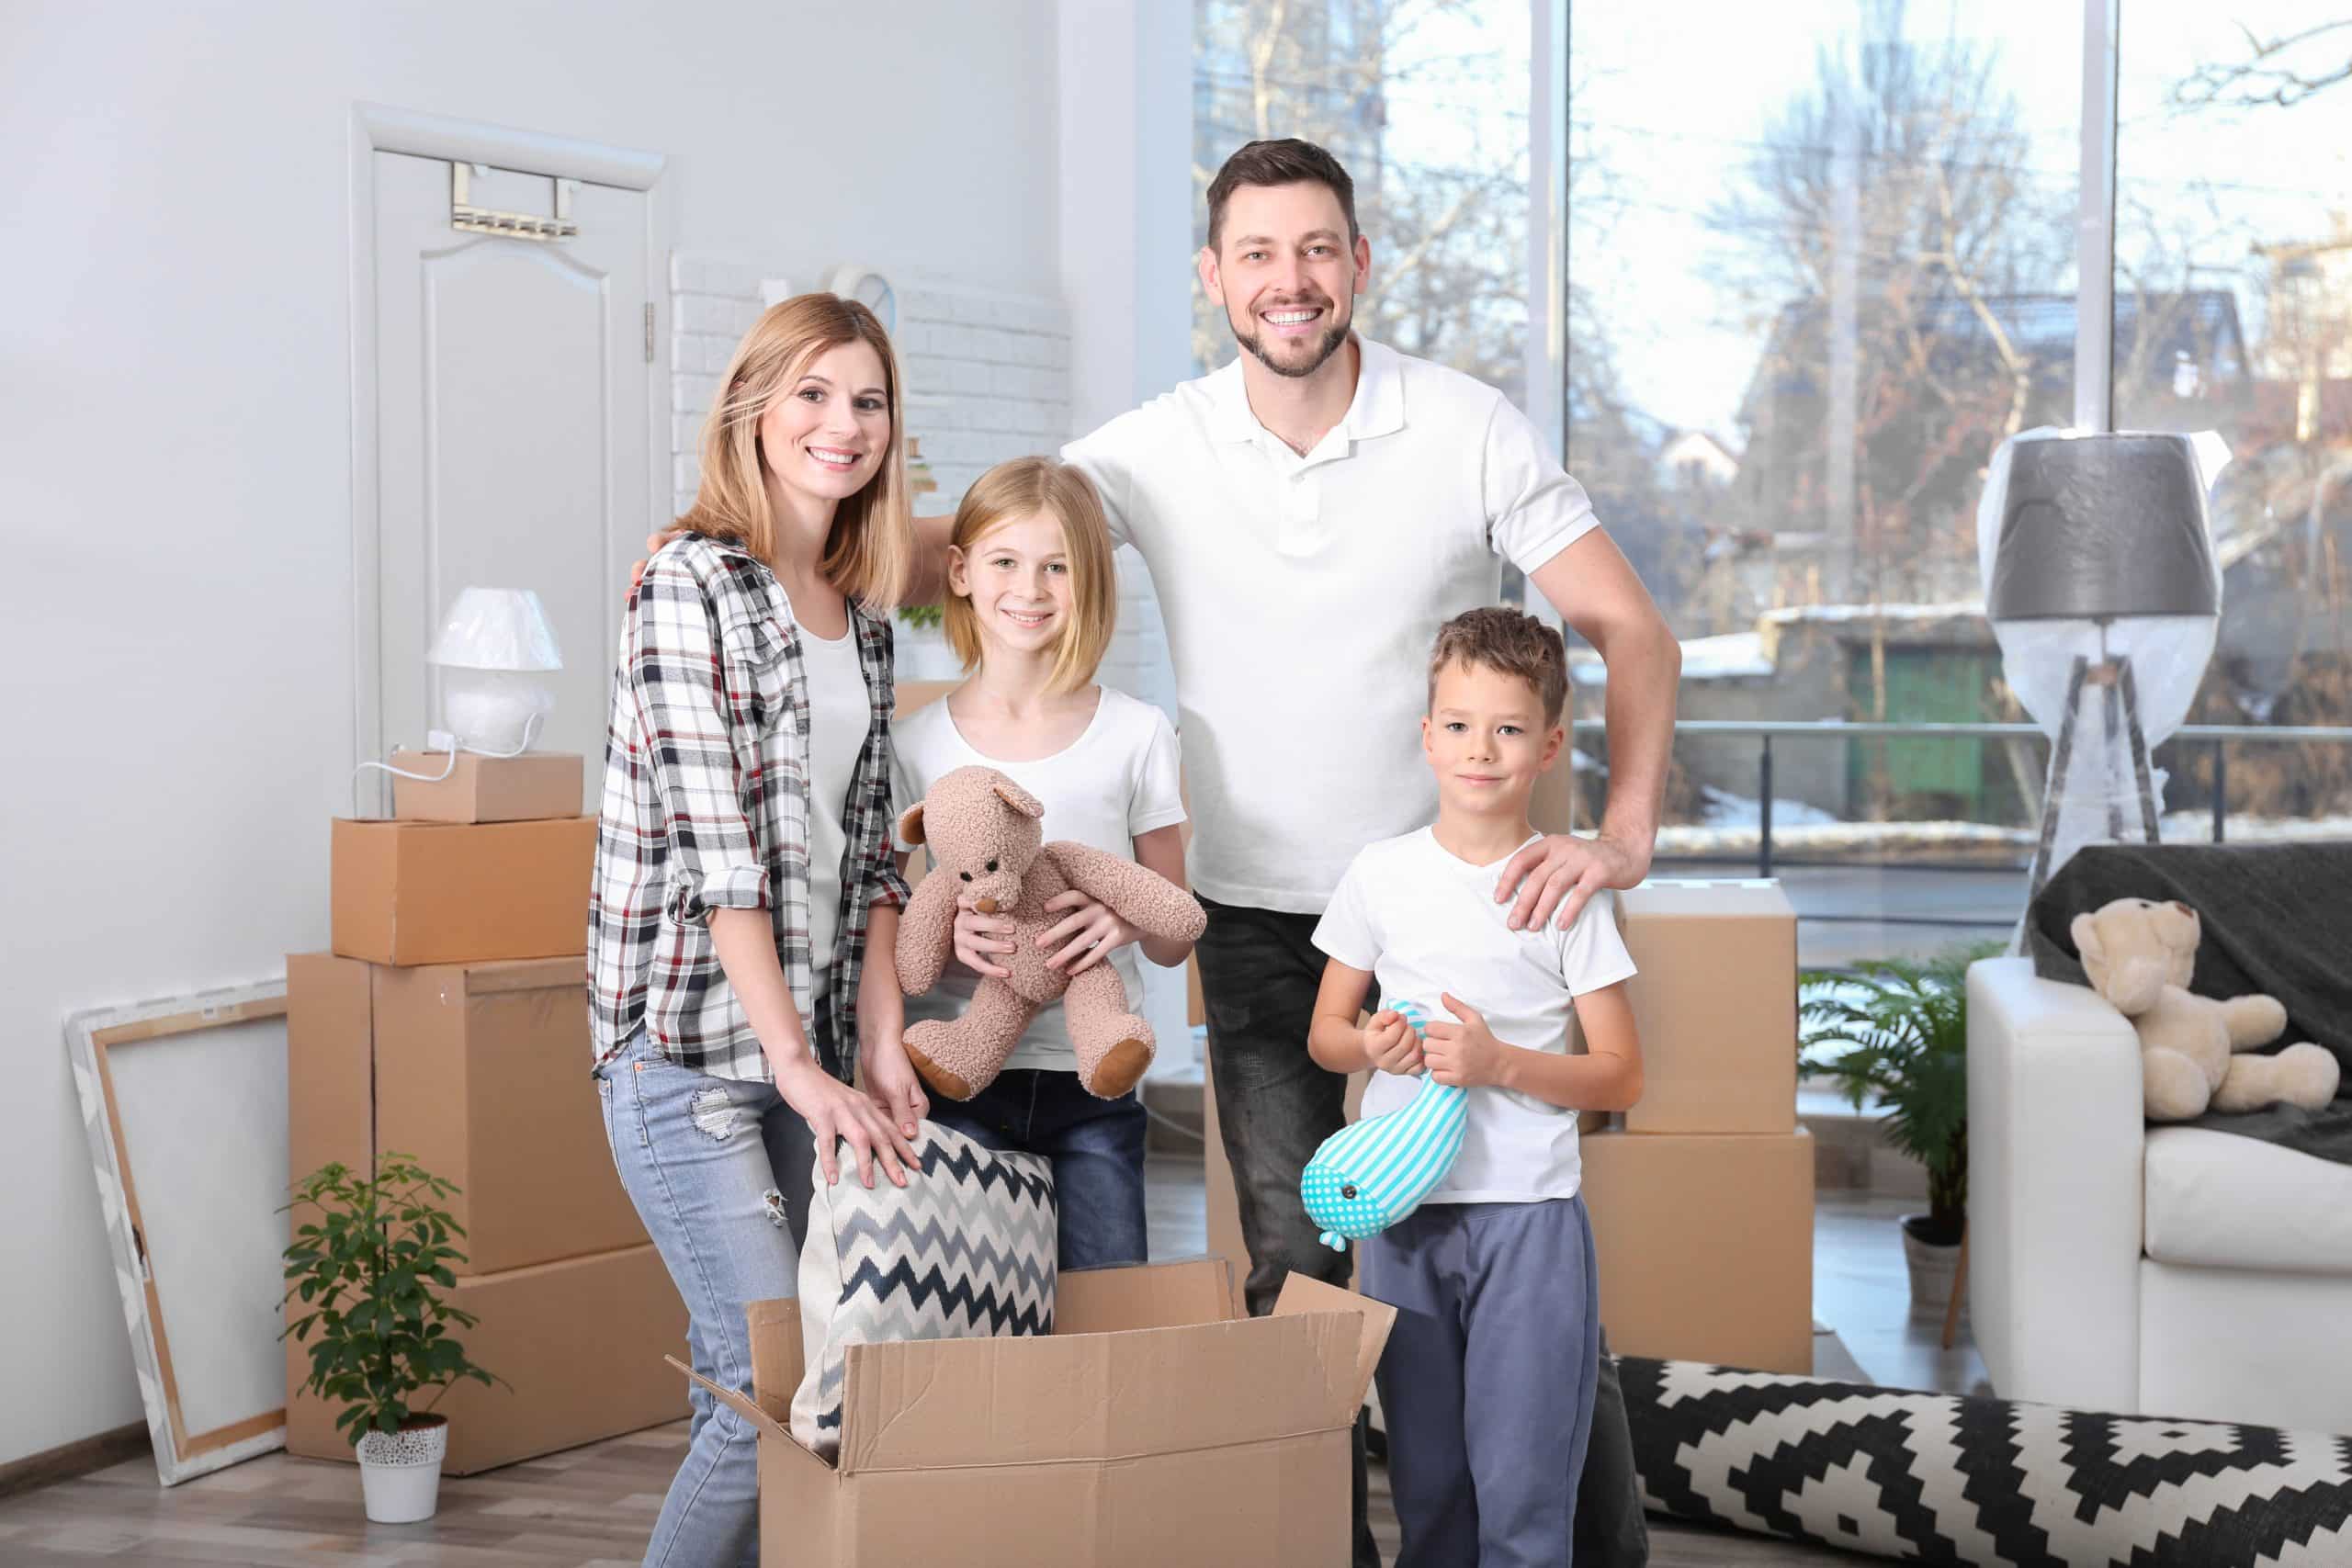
1568, 717, 2352, 942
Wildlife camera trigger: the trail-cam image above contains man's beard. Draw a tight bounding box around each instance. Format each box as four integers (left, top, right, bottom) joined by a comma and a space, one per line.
1230, 298, 1352, 379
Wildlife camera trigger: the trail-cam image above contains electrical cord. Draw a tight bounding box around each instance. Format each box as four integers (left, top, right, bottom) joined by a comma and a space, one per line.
350, 711, 547, 784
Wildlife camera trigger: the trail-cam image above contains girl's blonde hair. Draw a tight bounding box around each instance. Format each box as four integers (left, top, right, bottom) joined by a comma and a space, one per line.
677, 293, 912, 607
944, 457, 1119, 694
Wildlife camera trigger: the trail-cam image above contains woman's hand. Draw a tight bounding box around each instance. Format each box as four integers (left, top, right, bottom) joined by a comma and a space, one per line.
954, 897, 1019, 979
1039, 890, 1139, 975
860, 1031, 931, 1145
774, 1055, 919, 1189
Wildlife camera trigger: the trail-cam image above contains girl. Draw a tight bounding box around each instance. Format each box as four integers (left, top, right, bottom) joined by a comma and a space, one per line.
587, 293, 932, 1567
891, 456, 1194, 1269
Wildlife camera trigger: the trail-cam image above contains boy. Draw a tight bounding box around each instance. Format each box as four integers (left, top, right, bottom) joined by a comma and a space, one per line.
1307, 606, 1644, 1567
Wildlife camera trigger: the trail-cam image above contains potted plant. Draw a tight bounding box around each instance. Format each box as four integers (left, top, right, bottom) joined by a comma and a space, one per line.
281, 1154, 502, 1523
1799, 942, 2002, 1317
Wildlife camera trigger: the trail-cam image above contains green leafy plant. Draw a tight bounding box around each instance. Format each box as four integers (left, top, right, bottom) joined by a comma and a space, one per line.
280, 1155, 503, 1443
897, 603, 944, 632
1799, 942, 2003, 1247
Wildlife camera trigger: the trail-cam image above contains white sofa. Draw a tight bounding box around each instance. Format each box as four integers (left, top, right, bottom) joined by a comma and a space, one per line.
1968, 956, 2352, 1433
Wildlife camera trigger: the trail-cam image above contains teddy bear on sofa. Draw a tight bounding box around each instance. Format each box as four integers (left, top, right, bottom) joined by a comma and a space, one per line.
2072, 897, 2340, 1121
896, 765, 1207, 1101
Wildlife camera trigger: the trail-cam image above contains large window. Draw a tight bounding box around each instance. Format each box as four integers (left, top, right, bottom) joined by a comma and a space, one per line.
1567, 3, 2081, 635
1193, 1, 1532, 400
2119, 6, 2352, 821
1186, 3, 2352, 960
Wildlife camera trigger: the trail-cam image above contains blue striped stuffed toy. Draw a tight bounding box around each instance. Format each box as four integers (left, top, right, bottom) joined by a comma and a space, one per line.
1300, 1000, 1469, 1250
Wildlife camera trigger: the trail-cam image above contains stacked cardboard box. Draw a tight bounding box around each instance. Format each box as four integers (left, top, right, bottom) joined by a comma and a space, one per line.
1582, 879, 1814, 1374
289, 752, 690, 1474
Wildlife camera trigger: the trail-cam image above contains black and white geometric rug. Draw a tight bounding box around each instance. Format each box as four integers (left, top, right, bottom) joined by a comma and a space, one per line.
1621, 1358, 2352, 1566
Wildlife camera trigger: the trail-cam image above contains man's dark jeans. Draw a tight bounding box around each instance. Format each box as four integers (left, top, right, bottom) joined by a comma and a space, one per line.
1194, 894, 1650, 1568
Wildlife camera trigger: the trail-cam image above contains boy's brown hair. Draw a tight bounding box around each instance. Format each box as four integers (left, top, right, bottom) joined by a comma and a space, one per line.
1427, 606, 1570, 727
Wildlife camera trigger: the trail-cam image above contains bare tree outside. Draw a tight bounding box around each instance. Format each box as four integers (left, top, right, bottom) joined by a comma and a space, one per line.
2123, 6, 2352, 825
1708, 1, 2074, 618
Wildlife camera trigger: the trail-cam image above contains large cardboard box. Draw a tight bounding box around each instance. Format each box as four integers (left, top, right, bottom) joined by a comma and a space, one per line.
390, 750, 585, 823
331, 815, 596, 965
286, 1242, 687, 1474
676, 1262, 1391, 1568
1580, 1128, 1814, 1374
288, 952, 642, 1275
1616, 879, 1798, 1134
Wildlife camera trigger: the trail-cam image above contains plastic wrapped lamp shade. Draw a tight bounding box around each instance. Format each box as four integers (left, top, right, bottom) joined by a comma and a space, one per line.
426, 589, 562, 753
427, 587, 563, 671
1987, 433, 2218, 621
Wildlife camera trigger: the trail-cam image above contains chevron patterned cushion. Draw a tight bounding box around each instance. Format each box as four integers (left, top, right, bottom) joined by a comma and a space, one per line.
791, 1120, 1056, 1460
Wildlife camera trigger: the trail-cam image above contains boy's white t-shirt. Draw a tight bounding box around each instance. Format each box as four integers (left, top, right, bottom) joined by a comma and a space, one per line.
889, 686, 1187, 1075
1312, 828, 1637, 1204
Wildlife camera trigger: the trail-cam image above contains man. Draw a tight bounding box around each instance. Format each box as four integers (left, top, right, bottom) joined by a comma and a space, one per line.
941, 140, 1679, 1567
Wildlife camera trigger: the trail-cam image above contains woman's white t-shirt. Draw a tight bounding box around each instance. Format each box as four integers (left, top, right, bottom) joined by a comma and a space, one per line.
1312, 829, 1637, 1203
799, 623, 867, 968
889, 686, 1187, 1074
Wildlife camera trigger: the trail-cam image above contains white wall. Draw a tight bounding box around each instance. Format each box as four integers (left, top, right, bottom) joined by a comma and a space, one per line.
0, 0, 1060, 1468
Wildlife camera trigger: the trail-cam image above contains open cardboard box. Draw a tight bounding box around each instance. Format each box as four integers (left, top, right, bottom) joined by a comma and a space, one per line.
674, 1259, 1393, 1568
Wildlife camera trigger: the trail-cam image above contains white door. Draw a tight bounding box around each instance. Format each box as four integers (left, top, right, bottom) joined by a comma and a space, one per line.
370, 152, 652, 805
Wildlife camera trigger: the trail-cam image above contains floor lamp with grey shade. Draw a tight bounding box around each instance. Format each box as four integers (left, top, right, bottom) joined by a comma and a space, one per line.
1985, 432, 2222, 897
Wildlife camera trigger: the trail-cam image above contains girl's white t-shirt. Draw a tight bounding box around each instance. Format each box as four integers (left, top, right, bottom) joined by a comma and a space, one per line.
889, 686, 1187, 1074
799, 623, 868, 968
1312, 829, 1637, 1203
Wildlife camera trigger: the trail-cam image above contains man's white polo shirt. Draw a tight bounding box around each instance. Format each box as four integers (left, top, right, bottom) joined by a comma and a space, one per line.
1063, 336, 1599, 913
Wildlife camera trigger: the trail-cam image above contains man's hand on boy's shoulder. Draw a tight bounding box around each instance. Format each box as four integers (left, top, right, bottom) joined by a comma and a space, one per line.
1495, 830, 1652, 933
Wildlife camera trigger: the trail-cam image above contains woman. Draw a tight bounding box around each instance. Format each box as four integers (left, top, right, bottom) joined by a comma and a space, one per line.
586, 293, 932, 1566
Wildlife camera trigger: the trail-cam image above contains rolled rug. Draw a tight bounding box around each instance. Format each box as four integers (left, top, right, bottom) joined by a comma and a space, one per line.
1619, 1356, 2352, 1566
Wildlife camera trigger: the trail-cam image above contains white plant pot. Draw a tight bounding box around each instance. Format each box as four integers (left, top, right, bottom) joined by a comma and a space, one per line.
356, 1417, 448, 1524
1901, 1221, 1967, 1324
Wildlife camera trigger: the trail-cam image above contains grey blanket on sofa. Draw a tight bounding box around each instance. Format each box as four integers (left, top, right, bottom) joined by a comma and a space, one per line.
2026, 841, 2352, 1166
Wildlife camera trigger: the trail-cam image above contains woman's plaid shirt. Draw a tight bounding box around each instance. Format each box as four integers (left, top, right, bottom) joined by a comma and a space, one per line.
587, 536, 910, 1082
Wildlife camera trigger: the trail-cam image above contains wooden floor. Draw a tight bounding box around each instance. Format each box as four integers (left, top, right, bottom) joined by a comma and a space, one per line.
0, 1159, 1977, 1567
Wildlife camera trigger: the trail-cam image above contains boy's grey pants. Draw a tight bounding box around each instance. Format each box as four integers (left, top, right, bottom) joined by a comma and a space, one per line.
1362, 1195, 1602, 1568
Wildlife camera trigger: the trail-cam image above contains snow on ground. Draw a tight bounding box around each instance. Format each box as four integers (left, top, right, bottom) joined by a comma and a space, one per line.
1700, 785, 1841, 828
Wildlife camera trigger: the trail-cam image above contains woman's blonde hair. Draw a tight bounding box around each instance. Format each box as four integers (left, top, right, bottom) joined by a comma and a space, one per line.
944, 457, 1119, 694
676, 293, 912, 607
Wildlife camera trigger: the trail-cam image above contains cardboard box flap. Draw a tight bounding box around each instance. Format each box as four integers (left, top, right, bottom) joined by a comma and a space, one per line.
1053, 1257, 1234, 1337
455, 956, 594, 998
1270, 1274, 1396, 1413
668, 1356, 789, 1439
835, 1312, 1353, 1475
747, 1297, 801, 1424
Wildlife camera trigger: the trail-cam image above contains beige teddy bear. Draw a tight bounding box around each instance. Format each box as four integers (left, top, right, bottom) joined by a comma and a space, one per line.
897, 765, 1207, 1102
2072, 897, 2340, 1121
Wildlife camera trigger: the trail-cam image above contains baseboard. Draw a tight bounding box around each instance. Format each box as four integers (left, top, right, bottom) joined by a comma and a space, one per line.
0, 1422, 151, 1502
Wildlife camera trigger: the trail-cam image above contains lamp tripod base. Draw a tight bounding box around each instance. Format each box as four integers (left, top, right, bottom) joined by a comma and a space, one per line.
2024, 652, 2163, 899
